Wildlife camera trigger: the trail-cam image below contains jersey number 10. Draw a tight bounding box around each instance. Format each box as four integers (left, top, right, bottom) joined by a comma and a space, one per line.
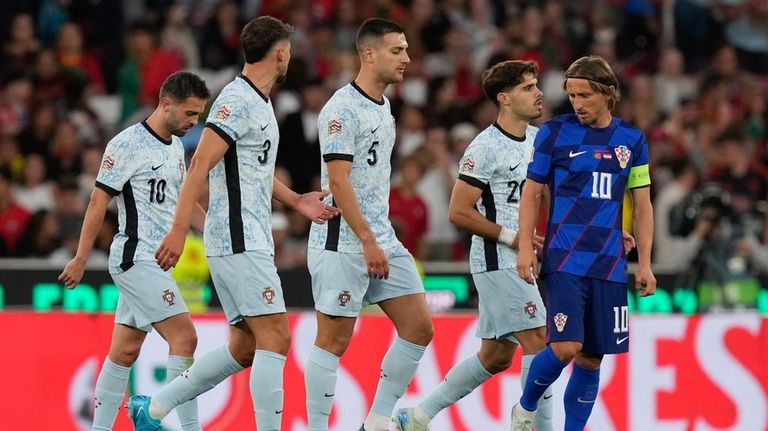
148, 179, 166, 203
591, 172, 612, 200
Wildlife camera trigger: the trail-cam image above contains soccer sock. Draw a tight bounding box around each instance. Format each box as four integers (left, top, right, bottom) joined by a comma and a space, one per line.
563, 363, 600, 431
418, 354, 492, 419
368, 337, 427, 419
166, 356, 200, 431
519, 346, 568, 412
151, 344, 244, 419
251, 350, 286, 431
305, 346, 340, 431
92, 357, 131, 431
522, 354, 554, 431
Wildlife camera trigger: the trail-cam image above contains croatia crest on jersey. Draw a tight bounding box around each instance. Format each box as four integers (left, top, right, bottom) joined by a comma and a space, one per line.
554, 312, 568, 332
615, 145, 631, 168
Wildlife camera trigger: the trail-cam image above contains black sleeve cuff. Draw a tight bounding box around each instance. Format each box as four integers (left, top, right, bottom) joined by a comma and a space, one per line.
95, 181, 120, 196
458, 174, 487, 190
323, 153, 354, 162
205, 122, 236, 146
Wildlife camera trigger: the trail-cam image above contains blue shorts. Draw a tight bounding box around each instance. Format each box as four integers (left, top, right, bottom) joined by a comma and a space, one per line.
544, 271, 629, 354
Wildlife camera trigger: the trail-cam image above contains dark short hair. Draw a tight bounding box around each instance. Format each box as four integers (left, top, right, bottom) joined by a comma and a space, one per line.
356, 18, 404, 53
564, 55, 621, 110
481, 60, 540, 107
159, 71, 210, 101
715, 123, 746, 147
241, 16, 294, 63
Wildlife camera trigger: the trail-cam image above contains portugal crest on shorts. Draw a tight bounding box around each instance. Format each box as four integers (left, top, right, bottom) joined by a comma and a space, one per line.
614, 145, 631, 169
553, 312, 568, 332
162, 289, 176, 306
262, 287, 276, 305
524, 301, 537, 318
338, 290, 351, 307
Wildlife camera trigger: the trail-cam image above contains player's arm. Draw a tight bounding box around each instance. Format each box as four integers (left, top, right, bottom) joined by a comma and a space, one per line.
516, 179, 546, 284
272, 177, 341, 224
190, 203, 207, 233
327, 159, 389, 279
631, 185, 656, 296
58, 187, 112, 288
156, 127, 229, 270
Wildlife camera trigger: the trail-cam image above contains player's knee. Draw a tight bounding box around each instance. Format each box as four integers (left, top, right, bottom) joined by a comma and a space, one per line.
168, 330, 198, 355
551, 342, 581, 363
484, 353, 513, 374
110, 345, 141, 366
400, 319, 434, 346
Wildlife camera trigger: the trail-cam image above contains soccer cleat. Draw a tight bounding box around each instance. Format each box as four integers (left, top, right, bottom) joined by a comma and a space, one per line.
126, 395, 161, 431
393, 407, 429, 431
510, 403, 536, 431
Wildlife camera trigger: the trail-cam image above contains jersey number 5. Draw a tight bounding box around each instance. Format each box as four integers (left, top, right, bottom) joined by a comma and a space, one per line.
367, 141, 379, 166
148, 179, 166, 203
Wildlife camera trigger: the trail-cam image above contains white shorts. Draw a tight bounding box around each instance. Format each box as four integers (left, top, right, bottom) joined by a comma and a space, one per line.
308, 248, 424, 317
111, 262, 189, 332
473, 268, 546, 342
208, 250, 286, 324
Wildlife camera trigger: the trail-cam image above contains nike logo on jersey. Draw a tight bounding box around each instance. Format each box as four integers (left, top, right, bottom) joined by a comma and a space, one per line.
371, 125, 380, 134
261, 123, 269, 131
510, 163, 520, 172
543, 394, 553, 400
324, 393, 335, 397
151, 164, 164, 170
275, 409, 283, 414
569, 150, 587, 158
616, 336, 629, 345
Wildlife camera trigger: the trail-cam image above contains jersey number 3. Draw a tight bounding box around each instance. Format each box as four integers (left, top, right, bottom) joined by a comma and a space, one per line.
258, 140, 271, 165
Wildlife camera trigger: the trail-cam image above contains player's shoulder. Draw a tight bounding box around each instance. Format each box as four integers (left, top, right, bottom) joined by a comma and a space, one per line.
613, 116, 646, 136
320, 84, 359, 117
107, 122, 144, 149
525, 124, 540, 139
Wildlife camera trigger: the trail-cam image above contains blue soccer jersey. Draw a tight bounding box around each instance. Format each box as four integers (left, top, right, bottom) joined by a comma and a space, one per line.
96, 121, 186, 272
204, 74, 279, 257
526, 114, 651, 282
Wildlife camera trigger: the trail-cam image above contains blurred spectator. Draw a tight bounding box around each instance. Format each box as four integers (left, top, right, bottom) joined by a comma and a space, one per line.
13, 153, 54, 212
654, 158, 710, 270
199, 0, 243, 70
37, 0, 69, 43
273, 210, 307, 269
46, 119, 82, 180
277, 78, 329, 194
0, 136, 24, 181
396, 104, 426, 158
161, 3, 201, 69
17, 102, 56, 156
32, 48, 85, 108
390, 154, 429, 260
0, 169, 30, 255
0, 13, 41, 80
14, 209, 60, 257
56, 21, 105, 94
0, 73, 33, 136
77, 146, 102, 204
53, 175, 85, 242
654, 47, 697, 116
723, 0, 768, 74
618, 73, 660, 132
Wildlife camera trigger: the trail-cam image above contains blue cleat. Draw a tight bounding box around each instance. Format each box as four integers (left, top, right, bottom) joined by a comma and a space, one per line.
126, 395, 161, 431
393, 407, 429, 431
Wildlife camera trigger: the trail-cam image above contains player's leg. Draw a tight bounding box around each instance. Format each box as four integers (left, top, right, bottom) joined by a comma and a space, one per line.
242, 312, 291, 431
93, 322, 146, 430
514, 327, 553, 431
152, 312, 200, 431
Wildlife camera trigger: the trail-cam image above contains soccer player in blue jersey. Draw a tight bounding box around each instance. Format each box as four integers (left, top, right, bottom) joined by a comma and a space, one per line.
127, 16, 340, 431
393, 59, 554, 431
511, 55, 657, 431
58, 71, 210, 431
304, 18, 434, 431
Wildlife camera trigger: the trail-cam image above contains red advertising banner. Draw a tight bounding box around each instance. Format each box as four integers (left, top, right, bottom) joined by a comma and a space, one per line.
1, 312, 766, 430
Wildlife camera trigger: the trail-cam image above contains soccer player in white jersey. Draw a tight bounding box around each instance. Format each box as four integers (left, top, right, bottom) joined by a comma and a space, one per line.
304, 18, 434, 431
58, 71, 210, 431
127, 16, 339, 431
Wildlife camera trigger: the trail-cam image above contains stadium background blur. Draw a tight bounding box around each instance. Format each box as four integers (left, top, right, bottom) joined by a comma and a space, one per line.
1, 1, 767, 430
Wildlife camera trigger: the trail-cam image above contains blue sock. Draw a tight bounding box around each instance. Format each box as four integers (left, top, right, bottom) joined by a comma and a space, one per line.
522, 354, 554, 431
251, 350, 286, 431
166, 356, 200, 431
520, 346, 568, 412
305, 346, 340, 431
152, 344, 244, 418
418, 354, 492, 419
93, 357, 131, 430
563, 363, 600, 431
370, 337, 426, 416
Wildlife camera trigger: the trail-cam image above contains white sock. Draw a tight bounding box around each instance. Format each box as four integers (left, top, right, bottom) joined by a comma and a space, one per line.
92, 357, 131, 430
251, 350, 286, 431
417, 354, 492, 418
370, 337, 426, 417
305, 346, 340, 431
166, 355, 200, 431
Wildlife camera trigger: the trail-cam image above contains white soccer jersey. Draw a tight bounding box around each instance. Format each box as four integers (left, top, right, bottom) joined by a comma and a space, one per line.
204, 74, 279, 256
96, 121, 186, 272
308, 82, 405, 254
458, 122, 538, 273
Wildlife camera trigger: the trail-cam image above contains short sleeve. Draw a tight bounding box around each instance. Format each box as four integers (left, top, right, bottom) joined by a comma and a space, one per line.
95, 139, 138, 196
526, 122, 554, 183
457, 140, 493, 190
318, 103, 359, 162
627, 133, 651, 188
205, 92, 250, 146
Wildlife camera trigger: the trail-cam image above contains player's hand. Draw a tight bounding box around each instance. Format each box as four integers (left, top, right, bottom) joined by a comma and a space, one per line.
622, 230, 636, 254
635, 265, 656, 297
155, 228, 186, 271
296, 190, 342, 224
532, 233, 545, 255
362, 239, 389, 279
516, 245, 538, 285
58, 256, 87, 289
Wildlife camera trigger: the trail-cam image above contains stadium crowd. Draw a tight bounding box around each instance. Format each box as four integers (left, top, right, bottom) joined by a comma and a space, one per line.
0, 0, 767, 290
